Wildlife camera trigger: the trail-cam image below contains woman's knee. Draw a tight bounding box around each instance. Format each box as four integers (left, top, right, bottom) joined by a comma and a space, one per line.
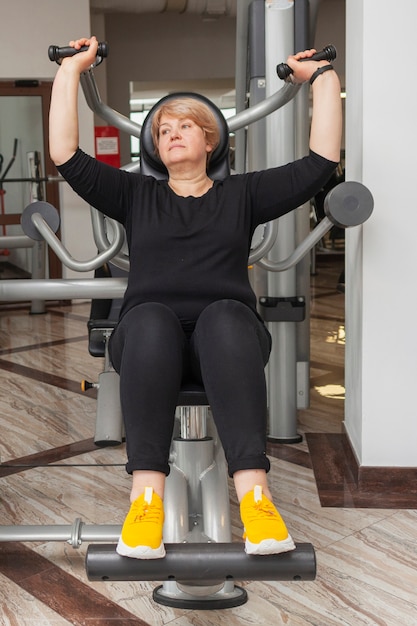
109, 302, 184, 372
196, 299, 250, 333
194, 300, 271, 362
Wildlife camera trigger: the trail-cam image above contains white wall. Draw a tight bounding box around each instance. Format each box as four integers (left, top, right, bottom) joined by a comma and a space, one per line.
0, 1, 88, 81
0, 0, 95, 278
345, 0, 417, 466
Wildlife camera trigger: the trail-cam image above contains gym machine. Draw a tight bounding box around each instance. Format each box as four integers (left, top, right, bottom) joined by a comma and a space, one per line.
0, 1, 373, 610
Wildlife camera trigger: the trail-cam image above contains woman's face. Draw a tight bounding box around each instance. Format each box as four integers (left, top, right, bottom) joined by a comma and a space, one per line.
157, 114, 213, 171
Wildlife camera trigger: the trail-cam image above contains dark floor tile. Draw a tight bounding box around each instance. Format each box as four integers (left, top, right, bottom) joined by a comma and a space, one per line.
0, 542, 150, 625
0, 335, 87, 356
267, 441, 312, 469
0, 357, 92, 396
0, 438, 98, 477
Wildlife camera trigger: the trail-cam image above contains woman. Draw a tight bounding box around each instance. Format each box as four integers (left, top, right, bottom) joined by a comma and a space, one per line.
49, 36, 342, 560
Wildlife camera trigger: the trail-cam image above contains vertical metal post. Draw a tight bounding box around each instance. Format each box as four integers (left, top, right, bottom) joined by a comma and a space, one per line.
264, 1, 301, 442
234, 0, 253, 174
294, 0, 311, 411
30, 239, 46, 314
248, 0, 268, 301
27, 151, 46, 314
248, 0, 267, 173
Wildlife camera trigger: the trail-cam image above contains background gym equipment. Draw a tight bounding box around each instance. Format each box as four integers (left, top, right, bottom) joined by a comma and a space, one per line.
0, 138, 18, 257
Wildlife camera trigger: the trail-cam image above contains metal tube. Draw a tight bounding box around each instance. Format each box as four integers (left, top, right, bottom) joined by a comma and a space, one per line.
264, 2, 298, 442
179, 406, 208, 439
0, 523, 121, 547
80, 71, 142, 138
0, 278, 127, 302
94, 370, 124, 447
257, 217, 333, 272
89, 208, 130, 272
86, 542, 316, 582
80, 58, 299, 145
0, 236, 34, 249
30, 213, 125, 273
249, 220, 279, 265
227, 83, 301, 133
89, 208, 114, 252
30, 240, 46, 314
234, 0, 252, 173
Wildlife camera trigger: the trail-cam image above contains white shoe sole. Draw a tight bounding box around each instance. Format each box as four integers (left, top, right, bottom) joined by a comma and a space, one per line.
116, 537, 166, 560
245, 534, 296, 555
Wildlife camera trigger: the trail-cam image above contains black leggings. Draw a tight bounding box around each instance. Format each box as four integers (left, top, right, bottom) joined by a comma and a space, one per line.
109, 299, 272, 477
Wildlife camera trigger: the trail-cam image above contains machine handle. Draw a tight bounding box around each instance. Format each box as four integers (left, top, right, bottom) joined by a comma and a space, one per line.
276, 44, 337, 80
21, 201, 125, 272
48, 42, 108, 64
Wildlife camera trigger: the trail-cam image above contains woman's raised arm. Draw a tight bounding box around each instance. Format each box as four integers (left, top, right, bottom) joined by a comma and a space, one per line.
49, 36, 99, 166
286, 49, 342, 163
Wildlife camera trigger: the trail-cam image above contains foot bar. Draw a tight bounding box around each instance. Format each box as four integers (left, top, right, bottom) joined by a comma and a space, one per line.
86, 542, 316, 582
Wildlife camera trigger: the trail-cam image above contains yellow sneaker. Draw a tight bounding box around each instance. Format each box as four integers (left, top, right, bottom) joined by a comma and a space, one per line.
116, 487, 165, 559
240, 485, 296, 555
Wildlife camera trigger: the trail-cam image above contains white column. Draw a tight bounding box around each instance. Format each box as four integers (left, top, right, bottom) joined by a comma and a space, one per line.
345, 0, 417, 466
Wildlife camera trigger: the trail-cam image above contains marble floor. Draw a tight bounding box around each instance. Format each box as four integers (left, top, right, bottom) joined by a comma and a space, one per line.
0, 256, 416, 625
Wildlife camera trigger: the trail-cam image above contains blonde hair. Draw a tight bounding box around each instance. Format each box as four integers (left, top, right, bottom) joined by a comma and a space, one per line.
151, 97, 220, 161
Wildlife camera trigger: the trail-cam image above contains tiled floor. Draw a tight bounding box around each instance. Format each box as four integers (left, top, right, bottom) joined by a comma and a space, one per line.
1, 256, 416, 625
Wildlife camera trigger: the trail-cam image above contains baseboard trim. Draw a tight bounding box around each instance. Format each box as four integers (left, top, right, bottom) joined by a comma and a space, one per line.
306, 432, 417, 508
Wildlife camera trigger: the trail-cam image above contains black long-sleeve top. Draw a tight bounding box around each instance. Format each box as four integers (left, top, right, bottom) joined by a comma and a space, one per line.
58, 148, 336, 326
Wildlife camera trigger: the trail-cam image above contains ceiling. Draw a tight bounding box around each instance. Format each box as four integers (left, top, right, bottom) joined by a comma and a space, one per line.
90, 0, 340, 13
90, 0, 237, 16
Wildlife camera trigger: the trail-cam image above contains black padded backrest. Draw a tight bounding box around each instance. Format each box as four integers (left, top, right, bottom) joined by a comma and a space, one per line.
140, 92, 230, 180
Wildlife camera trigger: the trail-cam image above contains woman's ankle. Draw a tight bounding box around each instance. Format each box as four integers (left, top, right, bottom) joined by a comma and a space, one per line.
233, 469, 271, 502
130, 470, 166, 502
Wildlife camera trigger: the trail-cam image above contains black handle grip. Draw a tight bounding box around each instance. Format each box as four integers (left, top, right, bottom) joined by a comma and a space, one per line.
48, 42, 108, 63
276, 44, 337, 80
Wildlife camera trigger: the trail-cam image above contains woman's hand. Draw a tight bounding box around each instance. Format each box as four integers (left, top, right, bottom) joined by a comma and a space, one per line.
49, 36, 99, 165
285, 49, 331, 84
61, 36, 99, 74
